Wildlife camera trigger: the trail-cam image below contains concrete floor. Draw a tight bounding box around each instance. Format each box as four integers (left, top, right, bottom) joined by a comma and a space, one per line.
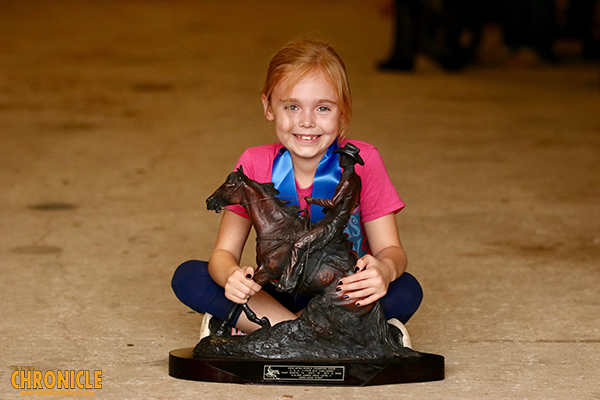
1, 1, 599, 399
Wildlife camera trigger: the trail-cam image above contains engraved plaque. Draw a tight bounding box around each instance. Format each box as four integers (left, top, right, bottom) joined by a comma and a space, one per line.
263, 365, 345, 382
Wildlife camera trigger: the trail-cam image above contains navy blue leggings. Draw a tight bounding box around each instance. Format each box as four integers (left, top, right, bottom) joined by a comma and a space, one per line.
171, 260, 423, 326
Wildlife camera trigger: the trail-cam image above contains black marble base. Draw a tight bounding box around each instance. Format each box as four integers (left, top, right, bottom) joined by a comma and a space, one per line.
169, 348, 444, 386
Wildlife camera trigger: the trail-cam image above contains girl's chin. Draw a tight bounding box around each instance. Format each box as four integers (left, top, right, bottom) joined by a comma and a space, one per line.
289, 145, 331, 160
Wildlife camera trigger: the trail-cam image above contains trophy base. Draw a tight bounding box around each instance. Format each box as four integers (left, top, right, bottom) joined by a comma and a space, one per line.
169, 348, 444, 386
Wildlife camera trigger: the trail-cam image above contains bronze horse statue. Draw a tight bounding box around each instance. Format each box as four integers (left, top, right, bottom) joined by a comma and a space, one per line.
205, 162, 369, 333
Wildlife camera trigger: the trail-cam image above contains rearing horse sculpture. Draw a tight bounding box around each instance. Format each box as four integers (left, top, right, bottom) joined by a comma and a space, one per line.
205, 163, 370, 331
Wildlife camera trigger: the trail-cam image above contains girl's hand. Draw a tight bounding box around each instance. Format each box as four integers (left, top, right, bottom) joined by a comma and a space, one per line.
224, 266, 262, 304
337, 255, 396, 307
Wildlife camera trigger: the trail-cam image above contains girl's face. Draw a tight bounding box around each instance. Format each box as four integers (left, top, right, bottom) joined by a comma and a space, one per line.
262, 70, 340, 166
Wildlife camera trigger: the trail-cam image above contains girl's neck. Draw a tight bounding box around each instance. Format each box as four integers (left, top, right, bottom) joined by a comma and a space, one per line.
290, 155, 319, 189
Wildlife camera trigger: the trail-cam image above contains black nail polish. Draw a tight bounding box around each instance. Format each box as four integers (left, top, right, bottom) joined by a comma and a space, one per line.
336, 287, 342, 292
356, 303, 361, 307
343, 295, 349, 300
354, 267, 359, 273
245, 274, 252, 279
338, 281, 343, 285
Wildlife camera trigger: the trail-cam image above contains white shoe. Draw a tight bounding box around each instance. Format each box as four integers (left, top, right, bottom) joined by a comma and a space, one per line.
387, 318, 412, 349
199, 313, 213, 341
199, 313, 248, 341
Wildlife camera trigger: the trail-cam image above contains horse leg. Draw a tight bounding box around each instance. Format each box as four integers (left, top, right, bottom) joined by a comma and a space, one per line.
278, 245, 305, 292
241, 304, 271, 328
216, 303, 271, 336
216, 303, 242, 336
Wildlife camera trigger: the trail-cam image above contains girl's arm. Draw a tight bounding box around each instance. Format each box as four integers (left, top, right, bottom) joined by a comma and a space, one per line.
208, 210, 262, 304
337, 213, 407, 306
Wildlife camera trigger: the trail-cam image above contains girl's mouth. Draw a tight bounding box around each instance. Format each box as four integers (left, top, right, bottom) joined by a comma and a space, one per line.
294, 134, 321, 142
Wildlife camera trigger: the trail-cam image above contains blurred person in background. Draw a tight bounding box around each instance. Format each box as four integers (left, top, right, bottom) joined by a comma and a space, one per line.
377, 0, 483, 72
562, 0, 600, 59
501, 0, 558, 66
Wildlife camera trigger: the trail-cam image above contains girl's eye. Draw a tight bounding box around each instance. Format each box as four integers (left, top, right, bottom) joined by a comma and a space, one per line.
317, 106, 330, 112
283, 104, 299, 111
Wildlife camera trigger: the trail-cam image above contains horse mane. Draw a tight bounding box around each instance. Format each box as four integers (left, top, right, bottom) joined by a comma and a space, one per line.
236, 167, 306, 220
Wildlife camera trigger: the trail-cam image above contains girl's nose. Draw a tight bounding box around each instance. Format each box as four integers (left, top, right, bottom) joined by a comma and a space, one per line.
298, 110, 316, 129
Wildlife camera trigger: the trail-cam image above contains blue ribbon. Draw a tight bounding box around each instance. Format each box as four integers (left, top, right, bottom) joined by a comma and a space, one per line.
272, 141, 341, 223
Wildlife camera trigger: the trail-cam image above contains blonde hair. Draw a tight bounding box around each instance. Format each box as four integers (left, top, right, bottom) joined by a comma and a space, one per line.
262, 39, 352, 139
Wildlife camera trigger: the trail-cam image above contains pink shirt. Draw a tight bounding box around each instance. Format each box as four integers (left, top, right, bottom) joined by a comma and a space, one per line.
228, 139, 404, 222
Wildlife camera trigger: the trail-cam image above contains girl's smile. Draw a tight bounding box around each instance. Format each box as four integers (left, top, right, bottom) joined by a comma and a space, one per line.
262, 69, 341, 169
294, 134, 321, 141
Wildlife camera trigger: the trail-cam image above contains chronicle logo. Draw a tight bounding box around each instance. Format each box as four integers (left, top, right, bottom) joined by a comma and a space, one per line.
10, 366, 102, 395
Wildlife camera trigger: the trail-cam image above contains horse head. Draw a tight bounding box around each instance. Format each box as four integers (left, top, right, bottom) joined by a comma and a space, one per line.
206, 167, 246, 212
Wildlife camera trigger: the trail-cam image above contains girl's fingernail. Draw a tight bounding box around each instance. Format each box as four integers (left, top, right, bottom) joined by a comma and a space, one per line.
354, 267, 359, 273
336, 287, 342, 292
356, 302, 361, 307
338, 281, 343, 285
245, 274, 252, 279
343, 295, 349, 300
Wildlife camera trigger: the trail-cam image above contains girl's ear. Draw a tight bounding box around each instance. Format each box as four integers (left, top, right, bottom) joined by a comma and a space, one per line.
262, 93, 275, 121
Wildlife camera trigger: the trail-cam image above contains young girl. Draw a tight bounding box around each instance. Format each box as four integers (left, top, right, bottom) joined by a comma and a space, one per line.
172, 39, 423, 342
